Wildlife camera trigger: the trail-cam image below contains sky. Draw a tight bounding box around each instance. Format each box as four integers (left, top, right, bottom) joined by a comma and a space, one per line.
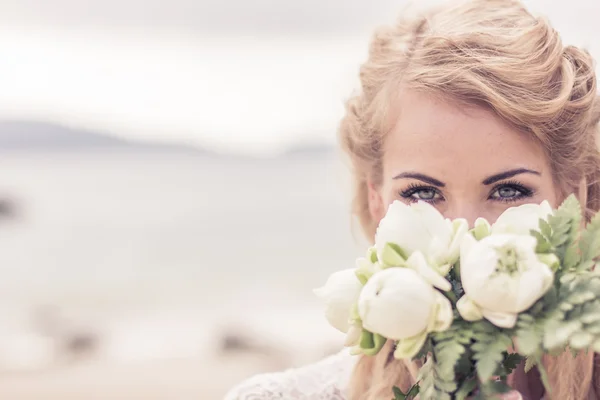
0, 0, 598, 155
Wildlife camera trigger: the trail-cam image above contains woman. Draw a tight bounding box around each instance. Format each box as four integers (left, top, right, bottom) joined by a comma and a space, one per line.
225, 0, 600, 398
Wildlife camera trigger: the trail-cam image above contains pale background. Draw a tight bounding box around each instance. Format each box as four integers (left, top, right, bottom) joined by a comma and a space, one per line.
0, 1, 597, 399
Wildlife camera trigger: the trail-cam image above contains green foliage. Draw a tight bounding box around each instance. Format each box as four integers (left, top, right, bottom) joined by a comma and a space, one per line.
359, 330, 386, 356
524, 356, 537, 373
390, 197, 600, 400
532, 230, 552, 253
414, 321, 520, 400
471, 323, 513, 381
580, 210, 600, 263
392, 384, 420, 400
416, 357, 452, 400
548, 195, 581, 260
502, 353, 524, 376
454, 379, 478, 400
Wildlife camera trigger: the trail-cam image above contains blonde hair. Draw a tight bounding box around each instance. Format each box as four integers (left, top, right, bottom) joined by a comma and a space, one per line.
338, 0, 600, 399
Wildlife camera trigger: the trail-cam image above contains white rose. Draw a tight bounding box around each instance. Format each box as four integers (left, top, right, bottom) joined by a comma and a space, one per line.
357, 268, 453, 359
491, 200, 553, 236
375, 201, 467, 271
457, 234, 554, 328
314, 269, 362, 333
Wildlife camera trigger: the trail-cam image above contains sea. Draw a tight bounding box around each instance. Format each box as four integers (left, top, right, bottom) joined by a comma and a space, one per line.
0, 149, 363, 369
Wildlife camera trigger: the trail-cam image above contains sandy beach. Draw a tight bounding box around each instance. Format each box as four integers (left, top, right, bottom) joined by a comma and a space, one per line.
0, 353, 289, 400
0, 322, 344, 400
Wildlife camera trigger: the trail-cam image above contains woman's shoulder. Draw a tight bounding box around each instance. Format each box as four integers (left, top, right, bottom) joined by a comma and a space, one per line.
223, 349, 357, 400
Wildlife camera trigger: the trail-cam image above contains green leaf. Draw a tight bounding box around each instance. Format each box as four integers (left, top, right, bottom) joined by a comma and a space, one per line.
577, 260, 596, 273
355, 269, 370, 285
516, 325, 542, 355
581, 302, 600, 323
455, 379, 478, 400
532, 230, 552, 253
473, 332, 512, 381
563, 245, 581, 270
481, 380, 512, 397
502, 353, 524, 375
381, 243, 406, 266
570, 332, 593, 349
540, 218, 552, 239
581, 209, 600, 262
368, 247, 378, 263
434, 340, 465, 381
536, 359, 552, 395
406, 384, 420, 399
413, 338, 432, 360
544, 320, 582, 349
392, 386, 406, 400
417, 357, 435, 398
359, 330, 387, 356
549, 195, 582, 263
524, 356, 537, 373
586, 322, 600, 334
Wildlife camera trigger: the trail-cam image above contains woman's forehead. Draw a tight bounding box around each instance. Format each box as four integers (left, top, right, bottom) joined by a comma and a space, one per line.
382, 91, 550, 181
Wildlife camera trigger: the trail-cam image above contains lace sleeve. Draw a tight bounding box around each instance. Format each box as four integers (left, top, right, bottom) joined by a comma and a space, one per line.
223, 349, 358, 400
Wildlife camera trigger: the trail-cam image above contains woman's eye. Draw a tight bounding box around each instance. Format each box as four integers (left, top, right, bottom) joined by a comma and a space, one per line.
490, 185, 521, 200
413, 189, 438, 200
400, 187, 442, 202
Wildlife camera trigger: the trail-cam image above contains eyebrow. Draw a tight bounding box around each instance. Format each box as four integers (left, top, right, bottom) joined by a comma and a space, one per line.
482, 168, 541, 185
393, 172, 445, 187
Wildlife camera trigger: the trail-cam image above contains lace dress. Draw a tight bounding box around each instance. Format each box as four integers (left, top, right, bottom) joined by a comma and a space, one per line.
224, 350, 357, 400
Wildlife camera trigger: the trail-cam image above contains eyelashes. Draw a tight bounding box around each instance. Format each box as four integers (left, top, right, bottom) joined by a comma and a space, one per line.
399, 180, 536, 204
488, 179, 534, 202
400, 183, 443, 203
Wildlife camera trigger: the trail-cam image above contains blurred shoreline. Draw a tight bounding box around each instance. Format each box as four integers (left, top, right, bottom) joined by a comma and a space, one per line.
0, 146, 359, 399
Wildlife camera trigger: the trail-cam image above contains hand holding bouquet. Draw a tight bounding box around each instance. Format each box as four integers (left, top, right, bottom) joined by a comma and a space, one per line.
315, 196, 600, 399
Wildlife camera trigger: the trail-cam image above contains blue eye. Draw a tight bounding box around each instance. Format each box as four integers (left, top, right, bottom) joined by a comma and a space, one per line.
492, 186, 520, 199
400, 185, 443, 203
413, 188, 438, 200
489, 181, 533, 202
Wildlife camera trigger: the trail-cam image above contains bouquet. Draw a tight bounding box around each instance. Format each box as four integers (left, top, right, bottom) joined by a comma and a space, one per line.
315, 195, 600, 399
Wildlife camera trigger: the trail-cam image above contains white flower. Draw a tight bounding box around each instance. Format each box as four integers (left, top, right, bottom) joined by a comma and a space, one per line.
492, 200, 553, 236
375, 201, 467, 271
457, 234, 554, 328
314, 269, 362, 333
357, 268, 453, 359
355, 247, 383, 285
404, 251, 452, 292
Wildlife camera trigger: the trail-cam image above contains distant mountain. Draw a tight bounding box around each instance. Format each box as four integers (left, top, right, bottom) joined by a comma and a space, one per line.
0, 120, 335, 158
283, 142, 334, 156
0, 120, 210, 154
0, 121, 130, 148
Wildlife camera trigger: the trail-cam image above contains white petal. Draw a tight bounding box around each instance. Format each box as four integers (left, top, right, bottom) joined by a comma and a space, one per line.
514, 263, 553, 312
375, 201, 432, 259
445, 218, 469, 264
406, 251, 451, 292
430, 291, 454, 332
468, 273, 519, 313
456, 296, 483, 321
344, 323, 362, 347
358, 268, 434, 340
492, 201, 553, 236
459, 234, 478, 268
412, 201, 451, 236
481, 309, 518, 328
460, 236, 498, 293
472, 218, 491, 240
314, 268, 363, 333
